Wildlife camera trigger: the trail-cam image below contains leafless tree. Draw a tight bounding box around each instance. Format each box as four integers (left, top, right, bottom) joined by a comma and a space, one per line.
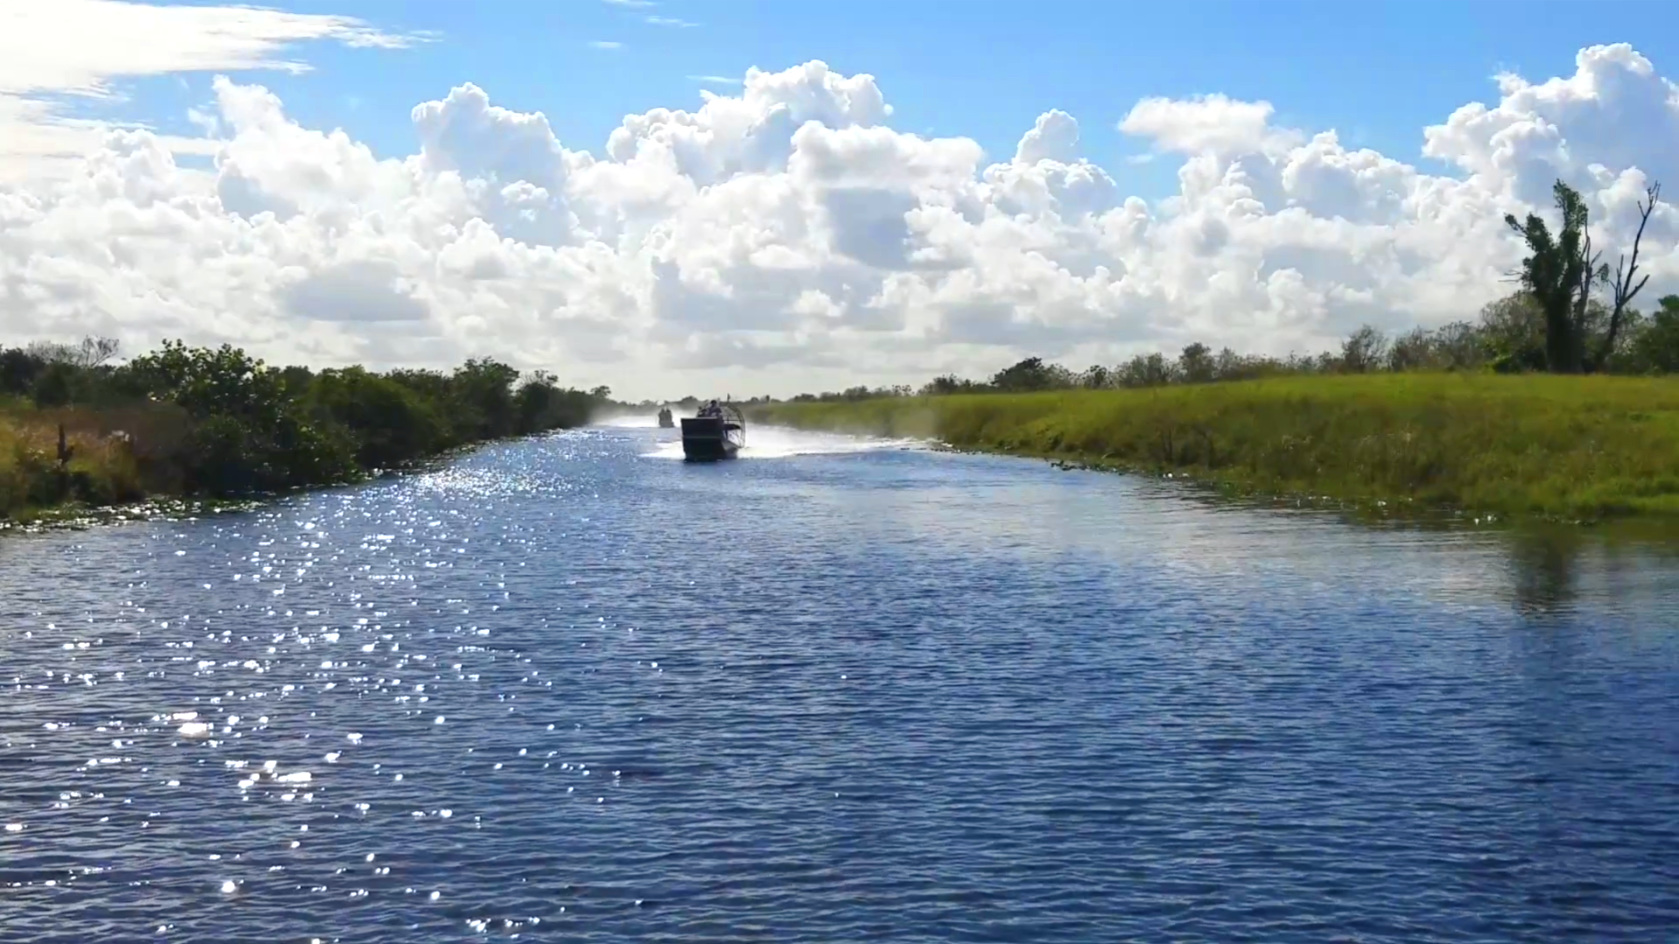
1597, 182, 1661, 369
25, 335, 120, 368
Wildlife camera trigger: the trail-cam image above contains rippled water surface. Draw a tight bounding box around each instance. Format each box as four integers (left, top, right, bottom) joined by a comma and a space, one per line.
4, 422, 1678, 942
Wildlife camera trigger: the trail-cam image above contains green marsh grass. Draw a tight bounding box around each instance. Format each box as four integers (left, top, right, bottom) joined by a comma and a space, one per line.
753, 373, 1679, 521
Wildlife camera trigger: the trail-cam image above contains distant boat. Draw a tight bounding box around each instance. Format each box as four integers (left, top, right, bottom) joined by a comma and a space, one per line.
681, 401, 744, 461
657, 406, 674, 428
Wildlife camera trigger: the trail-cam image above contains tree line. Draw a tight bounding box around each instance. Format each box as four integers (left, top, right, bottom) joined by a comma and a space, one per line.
788, 177, 1671, 402
1, 339, 610, 505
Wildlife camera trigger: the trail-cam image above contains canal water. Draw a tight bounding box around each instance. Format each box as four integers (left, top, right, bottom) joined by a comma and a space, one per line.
2, 421, 1676, 942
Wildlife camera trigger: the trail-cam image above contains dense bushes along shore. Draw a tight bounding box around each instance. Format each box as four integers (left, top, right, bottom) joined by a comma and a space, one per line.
752, 373, 1679, 521
0, 339, 608, 519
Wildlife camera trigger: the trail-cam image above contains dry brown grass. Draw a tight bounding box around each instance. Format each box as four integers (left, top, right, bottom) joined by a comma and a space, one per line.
0, 403, 189, 517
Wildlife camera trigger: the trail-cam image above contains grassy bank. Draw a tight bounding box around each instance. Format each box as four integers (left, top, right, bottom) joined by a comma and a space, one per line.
751, 373, 1679, 521
1, 341, 607, 524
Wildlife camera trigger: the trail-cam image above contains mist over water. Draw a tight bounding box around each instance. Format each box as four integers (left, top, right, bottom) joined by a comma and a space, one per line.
593, 411, 663, 429
2, 423, 1677, 942
617, 416, 927, 460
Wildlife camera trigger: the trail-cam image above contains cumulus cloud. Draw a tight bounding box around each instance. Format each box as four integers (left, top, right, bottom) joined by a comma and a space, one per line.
0, 0, 425, 182
1, 34, 1677, 399
1014, 110, 1081, 165
1121, 94, 1299, 157
1423, 44, 1679, 207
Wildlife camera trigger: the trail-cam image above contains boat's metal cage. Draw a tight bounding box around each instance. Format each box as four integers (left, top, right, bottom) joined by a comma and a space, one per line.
680, 402, 746, 460
718, 403, 745, 431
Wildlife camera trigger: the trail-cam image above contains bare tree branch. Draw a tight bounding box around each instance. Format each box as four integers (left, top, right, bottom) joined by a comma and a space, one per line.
1572, 229, 1597, 338
76, 336, 120, 369
1598, 181, 1661, 369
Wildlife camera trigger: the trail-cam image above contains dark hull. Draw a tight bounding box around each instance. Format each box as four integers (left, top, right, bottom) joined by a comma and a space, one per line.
680, 417, 743, 461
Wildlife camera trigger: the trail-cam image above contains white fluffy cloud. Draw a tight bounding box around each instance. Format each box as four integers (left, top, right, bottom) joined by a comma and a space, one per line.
0, 0, 423, 182
1, 17, 1677, 399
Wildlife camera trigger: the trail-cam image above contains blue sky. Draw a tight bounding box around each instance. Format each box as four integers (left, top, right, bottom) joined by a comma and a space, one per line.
106, 0, 1679, 200
11, 0, 1678, 395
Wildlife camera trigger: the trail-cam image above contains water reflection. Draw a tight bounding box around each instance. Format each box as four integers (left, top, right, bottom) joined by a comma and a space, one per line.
1501, 522, 1679, 620
1509, 527, 1585, 617
800, 450, 1679, 626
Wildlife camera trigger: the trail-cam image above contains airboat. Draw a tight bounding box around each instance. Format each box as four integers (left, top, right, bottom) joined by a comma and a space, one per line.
680, 401, 745, 461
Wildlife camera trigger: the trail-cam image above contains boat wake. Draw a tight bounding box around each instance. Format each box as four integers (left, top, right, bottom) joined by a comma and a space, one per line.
637, 424, 925, 460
